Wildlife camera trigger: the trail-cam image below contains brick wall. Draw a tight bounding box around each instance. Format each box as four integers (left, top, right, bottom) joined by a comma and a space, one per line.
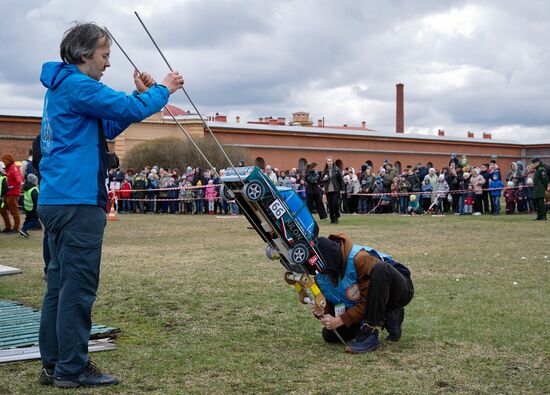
0, 138, 33, 160
0, 119, 41, 136
0, 117, 40, 160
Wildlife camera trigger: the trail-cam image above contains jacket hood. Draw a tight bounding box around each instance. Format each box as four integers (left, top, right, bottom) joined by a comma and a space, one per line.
328, 232, 353, 260
316, 237, 343, 277
316, 232, 354, 278
40, 62, 80, 89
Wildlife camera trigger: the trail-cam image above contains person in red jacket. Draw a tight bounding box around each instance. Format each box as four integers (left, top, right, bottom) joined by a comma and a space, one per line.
1, 153, 23, 233
119, 178, 133, 213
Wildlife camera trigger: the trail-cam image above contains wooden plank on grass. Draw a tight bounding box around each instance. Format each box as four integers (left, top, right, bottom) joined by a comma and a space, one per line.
0, 300, 119, 350
0, 339, 116, 364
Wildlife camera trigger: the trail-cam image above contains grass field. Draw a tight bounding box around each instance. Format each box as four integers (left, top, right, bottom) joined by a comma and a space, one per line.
1, 213, 549, 394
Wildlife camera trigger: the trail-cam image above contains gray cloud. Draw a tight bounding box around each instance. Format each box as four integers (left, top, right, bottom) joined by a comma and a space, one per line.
0, 0, 548, 142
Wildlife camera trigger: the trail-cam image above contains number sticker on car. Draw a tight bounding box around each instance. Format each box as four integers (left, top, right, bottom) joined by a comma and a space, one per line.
269, 199, 286, 219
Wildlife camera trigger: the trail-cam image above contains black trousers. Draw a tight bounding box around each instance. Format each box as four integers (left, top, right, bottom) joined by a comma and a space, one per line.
365, 262, 414, 327
482, 191, 491, 213
326, 192, 340, 222
353, 195, 359, 213
323, 323, 361, 343
474, 194, 483, 213
534, 197, 547, 219
306, 191, 327, 219
452, 193, 460, 213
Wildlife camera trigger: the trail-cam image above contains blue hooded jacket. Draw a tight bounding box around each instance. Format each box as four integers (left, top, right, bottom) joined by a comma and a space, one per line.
38, 62, 169, 207
489, 178, 504, 197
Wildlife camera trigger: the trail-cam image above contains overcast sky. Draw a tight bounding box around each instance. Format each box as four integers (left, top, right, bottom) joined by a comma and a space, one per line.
0, 0, 549, 142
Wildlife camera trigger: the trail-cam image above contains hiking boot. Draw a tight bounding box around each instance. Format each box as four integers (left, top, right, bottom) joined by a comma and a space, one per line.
54, 360, 119, 388
39, 365, 54, 385
384, 307, 404, 341
19, 229, 29, 238
344, 325, 380, 354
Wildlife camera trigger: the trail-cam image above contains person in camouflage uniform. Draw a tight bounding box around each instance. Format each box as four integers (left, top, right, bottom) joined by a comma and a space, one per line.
531, 157, 549, 221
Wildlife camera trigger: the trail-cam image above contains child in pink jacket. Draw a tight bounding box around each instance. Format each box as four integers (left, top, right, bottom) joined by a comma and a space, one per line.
205, 179, 218, 214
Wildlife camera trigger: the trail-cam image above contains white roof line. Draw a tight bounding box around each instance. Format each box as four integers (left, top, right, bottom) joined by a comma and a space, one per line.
206, 121, 523, 145
0, 108, 43, 118
0, 108, 544, 146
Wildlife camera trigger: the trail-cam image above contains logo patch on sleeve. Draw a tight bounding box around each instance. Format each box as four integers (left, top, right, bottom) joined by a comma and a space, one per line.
346, 284, 360, 301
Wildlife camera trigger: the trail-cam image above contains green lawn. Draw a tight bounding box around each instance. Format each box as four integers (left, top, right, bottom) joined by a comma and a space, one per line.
1, 214, 549, 394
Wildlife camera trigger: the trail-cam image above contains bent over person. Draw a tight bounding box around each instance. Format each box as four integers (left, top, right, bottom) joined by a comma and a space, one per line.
312, 233, 414, 353
38, 22, 183, 388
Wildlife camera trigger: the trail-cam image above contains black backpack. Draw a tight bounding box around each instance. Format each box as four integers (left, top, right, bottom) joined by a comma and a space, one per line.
363, 246, 411, 278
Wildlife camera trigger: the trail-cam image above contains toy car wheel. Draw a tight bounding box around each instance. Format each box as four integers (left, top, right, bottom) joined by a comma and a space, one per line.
220, 185, 234, 201
289, 243, 309, 265
244, 181, 264, 201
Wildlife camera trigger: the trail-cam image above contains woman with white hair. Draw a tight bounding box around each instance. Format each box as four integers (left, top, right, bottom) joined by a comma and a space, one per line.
347, 168, 361, 214
435, 175, 450, 215
426, 168, 438, 189
426, 168, 439, 204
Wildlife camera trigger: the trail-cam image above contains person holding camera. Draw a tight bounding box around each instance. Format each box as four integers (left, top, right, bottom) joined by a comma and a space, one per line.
305, 162, 327, 220
37, 22, 183, 388
322, 158, 344, 224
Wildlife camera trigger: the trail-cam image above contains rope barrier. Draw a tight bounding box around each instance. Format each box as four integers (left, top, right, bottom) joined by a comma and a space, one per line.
346, 184, 528, 198
109, 182, 524, 196
110, 183, 306, 193
108, 183, 530, 208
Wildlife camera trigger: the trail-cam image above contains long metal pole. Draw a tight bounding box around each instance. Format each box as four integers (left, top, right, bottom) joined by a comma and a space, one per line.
104, 27, 222, 180
332, 324, 347, 345
133, 11, 244, 185
117, 18, 344, 346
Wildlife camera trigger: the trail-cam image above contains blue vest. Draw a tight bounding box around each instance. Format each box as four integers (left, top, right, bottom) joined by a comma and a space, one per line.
316, 245, 363, 309
316, 244, 410, 309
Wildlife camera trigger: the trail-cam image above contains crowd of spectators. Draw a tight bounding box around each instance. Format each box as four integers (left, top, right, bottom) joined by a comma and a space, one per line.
102, 154, 550, 219
301, 154, 550, 217
2, 152, 549, 236
106, 164, 308, 216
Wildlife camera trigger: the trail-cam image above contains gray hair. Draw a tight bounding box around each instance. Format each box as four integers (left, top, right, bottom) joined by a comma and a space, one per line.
27, 173, 39, 185
60, 22, 111, 64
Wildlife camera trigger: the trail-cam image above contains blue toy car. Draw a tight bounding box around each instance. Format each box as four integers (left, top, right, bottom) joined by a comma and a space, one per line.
220, 166, 327, 276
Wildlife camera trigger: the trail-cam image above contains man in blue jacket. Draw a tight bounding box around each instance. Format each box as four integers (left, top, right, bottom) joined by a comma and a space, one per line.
38, 22, 183, 388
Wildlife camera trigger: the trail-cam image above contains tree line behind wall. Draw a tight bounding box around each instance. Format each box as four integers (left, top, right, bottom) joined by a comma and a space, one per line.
124, 137, 250, 171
